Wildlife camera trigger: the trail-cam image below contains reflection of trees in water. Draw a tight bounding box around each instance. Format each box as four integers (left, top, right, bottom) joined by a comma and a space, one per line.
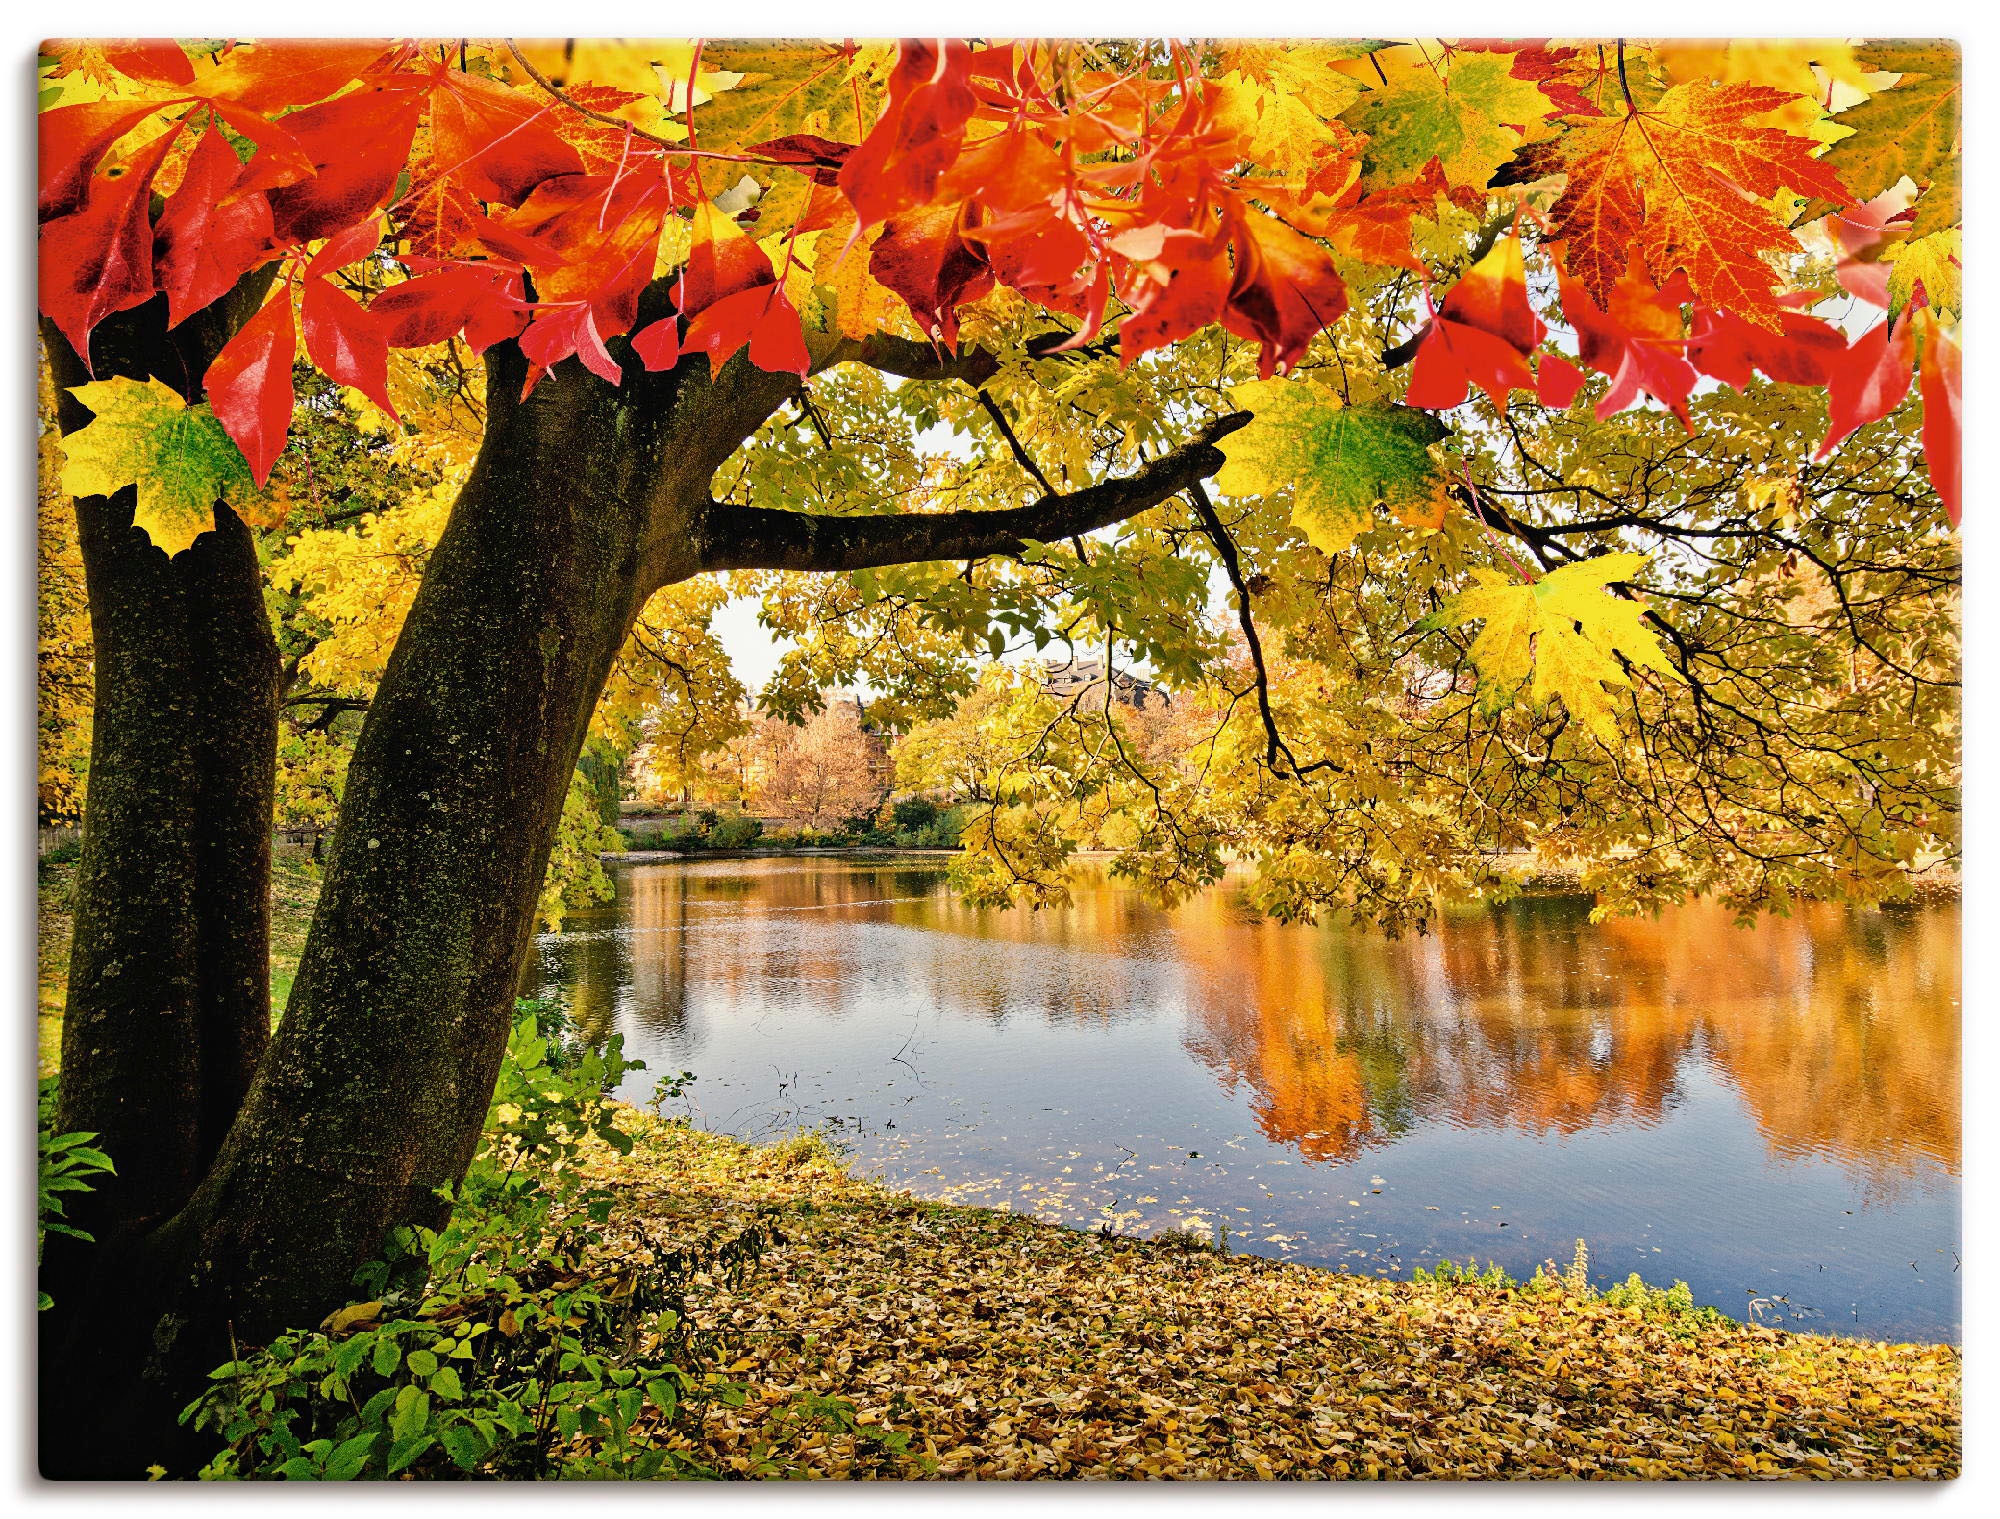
552, 862, 1956, 1194
616, 860, 1178, 1032
1176, 893, 1958, 1190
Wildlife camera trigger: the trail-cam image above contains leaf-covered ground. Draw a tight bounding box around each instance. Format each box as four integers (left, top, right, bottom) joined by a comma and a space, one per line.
591, 1114, 1959, 1480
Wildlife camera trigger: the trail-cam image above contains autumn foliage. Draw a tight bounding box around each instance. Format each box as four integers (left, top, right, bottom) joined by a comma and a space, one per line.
40, 35, 1960, 543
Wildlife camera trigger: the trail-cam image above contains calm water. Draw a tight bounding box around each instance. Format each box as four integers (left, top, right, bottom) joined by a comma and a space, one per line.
528, 858, 1960, 1342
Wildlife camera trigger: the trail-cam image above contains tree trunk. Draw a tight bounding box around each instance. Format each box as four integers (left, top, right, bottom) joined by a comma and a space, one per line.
40, 298, 283, 1478
66, 335, 794, 1475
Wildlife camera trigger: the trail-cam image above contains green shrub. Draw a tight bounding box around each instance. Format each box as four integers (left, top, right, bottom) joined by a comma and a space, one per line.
37, 1076, 115, 1312
709, 816, 762, 849
889, 796, 940, 832
182, 1001, 778, 1479
1414, 1240, 1725, 1333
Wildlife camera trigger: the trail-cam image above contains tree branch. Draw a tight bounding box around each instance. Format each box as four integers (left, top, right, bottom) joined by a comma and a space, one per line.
697, 412, 1251, 573
813, 332, 1001, 385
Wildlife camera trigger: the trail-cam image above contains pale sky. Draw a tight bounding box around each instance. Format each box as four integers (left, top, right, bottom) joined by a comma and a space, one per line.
711, 595, 793, 696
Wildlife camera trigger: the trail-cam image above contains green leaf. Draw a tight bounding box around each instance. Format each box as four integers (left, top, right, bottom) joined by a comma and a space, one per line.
437, 1423, 486, 1471
388, 1385, 431, 1446
371, 1338, 401, 1378
1215, 378, 1446, 553
428, 1365, 463, 1401
360, 1386, 399, 1429
385, 1434, 433, 1476
57, 378, 259, 555
325, 1432, 377, 1481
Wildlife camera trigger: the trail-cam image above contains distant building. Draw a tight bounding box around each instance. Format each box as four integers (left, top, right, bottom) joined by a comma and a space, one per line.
1039, 655, 1167, 712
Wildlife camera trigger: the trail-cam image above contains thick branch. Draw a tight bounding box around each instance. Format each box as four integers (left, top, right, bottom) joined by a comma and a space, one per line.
814, 331, 1002, 385
697, 412, 1250, 573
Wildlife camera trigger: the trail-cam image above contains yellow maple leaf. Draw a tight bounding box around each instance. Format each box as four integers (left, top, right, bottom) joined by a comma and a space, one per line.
1207, 50, 1364, 178
1432, 552, 1679, 742
1884, 228, 1960, 323
57, 377, 258, 555
814, 220, 900, 342
1343, 45, 1557, 195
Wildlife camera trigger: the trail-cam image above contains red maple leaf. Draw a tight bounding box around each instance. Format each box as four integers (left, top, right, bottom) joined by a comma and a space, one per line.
371, 263, 527, 354
1916, 309, 1960, 525
1219, 204, 1348, 379
838, 40, 979, 229
1816, 315, 1915, 460
1557, 260, 1698, 426
39, 124, 184, 362
205, 287, 298, 484
1405, 236, 1545, 411
300, 221, 397, 419
869, 200, 994, 346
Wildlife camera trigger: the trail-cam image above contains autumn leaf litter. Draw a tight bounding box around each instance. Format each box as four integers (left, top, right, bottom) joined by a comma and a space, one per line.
577, 1108, 1959, 1479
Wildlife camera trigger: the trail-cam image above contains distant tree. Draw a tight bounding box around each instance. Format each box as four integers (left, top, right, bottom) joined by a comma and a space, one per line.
757, 703, 886, 828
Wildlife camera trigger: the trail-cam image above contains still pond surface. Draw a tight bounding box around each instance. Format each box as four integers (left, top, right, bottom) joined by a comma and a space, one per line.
528, 857, 1960, 1343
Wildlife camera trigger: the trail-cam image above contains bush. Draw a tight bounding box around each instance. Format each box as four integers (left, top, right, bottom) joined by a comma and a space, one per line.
182, 1001, 779, 1479
708, 816, 762, 849
889, 796, 940, 832
38, 1076, 115, 1312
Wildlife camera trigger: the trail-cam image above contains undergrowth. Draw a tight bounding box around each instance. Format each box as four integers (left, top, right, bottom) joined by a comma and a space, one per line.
180, 1000, 888, 1480
1413, 1238, 1729, 1335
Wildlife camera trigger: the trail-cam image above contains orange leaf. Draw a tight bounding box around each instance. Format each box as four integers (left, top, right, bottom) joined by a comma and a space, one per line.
838, 39, 978, 230
1511, 81, 1850, 325
1221, 205, 1348, 378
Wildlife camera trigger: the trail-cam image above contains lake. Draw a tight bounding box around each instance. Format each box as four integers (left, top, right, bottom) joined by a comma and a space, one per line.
527, 857, 1960, 1343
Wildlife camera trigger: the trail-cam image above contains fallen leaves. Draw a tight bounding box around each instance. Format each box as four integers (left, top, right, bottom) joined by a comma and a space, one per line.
574, 1114, 1960, 1480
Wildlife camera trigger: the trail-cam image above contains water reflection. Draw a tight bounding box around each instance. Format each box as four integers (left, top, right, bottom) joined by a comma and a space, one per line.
529, 859, 1959, 1339
1180, 893, 1959, 1192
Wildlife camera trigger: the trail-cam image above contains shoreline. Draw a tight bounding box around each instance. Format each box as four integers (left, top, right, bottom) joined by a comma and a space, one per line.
593, 846, 1963, 903
592, 1114, 1962, 1479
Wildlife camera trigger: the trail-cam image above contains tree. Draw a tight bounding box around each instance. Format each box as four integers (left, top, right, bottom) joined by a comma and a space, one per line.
36, 36, 1958, 1474
756, 702, 887, 828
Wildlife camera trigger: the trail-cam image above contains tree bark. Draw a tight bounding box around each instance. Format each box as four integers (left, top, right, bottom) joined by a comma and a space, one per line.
40, 293, 282, 1478
85, 334, 797, 1474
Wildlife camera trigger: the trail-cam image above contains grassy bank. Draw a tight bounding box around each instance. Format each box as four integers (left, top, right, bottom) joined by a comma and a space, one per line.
591, 1115, 1959, 1480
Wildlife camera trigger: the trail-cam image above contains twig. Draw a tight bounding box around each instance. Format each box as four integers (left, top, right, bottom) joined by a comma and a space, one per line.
504, 40, 767, 165
1186, 482, 1341, 780
976, 390, 1058, 497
